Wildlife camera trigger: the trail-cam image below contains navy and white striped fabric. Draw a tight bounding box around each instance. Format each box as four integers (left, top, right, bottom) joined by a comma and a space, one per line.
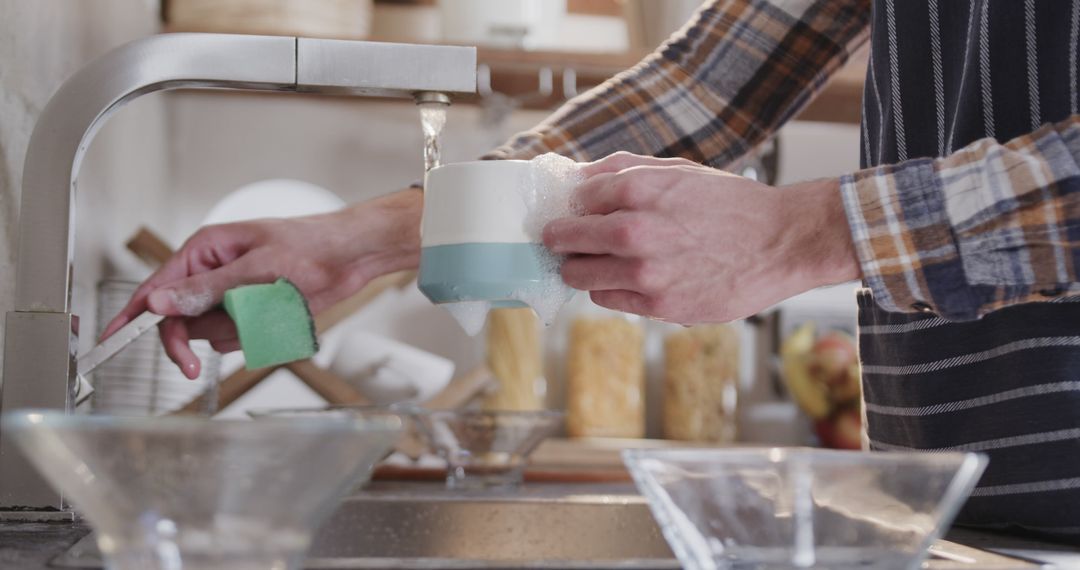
860, 0, 1080, 541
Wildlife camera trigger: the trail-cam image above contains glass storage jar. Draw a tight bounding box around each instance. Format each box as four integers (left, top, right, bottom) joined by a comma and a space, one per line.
482, 307, 546, 411
566, 308, 645, 438
663, 324, 739, 443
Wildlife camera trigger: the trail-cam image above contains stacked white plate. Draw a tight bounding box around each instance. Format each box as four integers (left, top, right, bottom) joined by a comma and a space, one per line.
91, 280, 221, 416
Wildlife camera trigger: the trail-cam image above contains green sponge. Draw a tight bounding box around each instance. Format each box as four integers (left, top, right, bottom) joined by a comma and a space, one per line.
223, 278, 319, 370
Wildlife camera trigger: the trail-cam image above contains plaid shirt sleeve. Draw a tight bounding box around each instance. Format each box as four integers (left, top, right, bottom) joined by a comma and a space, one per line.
481, 0, 870, 166
840, 116, 1080, 321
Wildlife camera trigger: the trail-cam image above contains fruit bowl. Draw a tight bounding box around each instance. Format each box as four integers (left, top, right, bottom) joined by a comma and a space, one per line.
623, 447, 986, 570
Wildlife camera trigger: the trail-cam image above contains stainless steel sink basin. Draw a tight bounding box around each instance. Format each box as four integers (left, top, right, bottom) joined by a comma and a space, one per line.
53, 481, 1043, 569
306, 482, 675, 569
53, 482, 677, 569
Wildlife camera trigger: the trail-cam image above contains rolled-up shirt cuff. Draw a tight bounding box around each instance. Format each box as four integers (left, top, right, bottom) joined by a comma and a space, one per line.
838, 159, 983, 321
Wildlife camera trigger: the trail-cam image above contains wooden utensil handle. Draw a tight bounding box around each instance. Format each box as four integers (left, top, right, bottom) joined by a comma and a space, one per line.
287, 359, 368, 404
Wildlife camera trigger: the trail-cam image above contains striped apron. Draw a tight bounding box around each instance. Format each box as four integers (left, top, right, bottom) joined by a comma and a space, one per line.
861, 0, 1080, 540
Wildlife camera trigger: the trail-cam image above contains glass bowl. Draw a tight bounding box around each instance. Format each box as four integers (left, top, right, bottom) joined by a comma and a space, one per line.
623, 448, 986, 570
3, 410, 401, 570
409, 409, 563, 489
246, 404, 408, 428
248, 404, 427, 463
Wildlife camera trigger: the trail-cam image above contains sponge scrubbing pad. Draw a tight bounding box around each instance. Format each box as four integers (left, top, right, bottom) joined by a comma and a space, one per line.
224, 278, 319, 370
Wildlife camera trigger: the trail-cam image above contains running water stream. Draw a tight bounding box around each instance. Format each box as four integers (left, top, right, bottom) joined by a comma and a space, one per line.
420, 102, 448, 172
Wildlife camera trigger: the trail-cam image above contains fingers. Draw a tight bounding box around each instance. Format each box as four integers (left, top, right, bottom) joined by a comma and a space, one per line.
581, 151, 699, 178
545, 212, 657, 256
574, 167, 678, 215
561, 255, 672, 293
188, 311, 242, 353
185, 310, 238, 342
210, 339, 241, 353
101, 253, 200, 341
573, 173, 618, 215
101, 312, 135, 343
589, 289, 655, 316
159, 318, 201, 380
161, 312, 240, 365
146, 252, 273, 317
149, 256, 273, 371
101, 225, 258, 341
575, 153, 706, 215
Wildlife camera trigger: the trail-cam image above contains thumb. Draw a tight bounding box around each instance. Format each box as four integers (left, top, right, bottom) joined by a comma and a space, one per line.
147, 255, 266, 317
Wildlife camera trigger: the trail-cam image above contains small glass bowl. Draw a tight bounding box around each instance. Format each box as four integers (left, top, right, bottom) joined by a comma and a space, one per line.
247, 403, 423, 465
246, 404, 408, 425
409, 409, 563, 490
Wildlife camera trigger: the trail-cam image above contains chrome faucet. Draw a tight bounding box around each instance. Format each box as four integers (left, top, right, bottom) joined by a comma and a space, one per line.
0, 33, 476, 512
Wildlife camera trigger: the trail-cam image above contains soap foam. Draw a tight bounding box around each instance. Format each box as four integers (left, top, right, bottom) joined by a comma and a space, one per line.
442, 300, 491, 336
521, 152, 585, 239
513, 153, 585, 326
442, 153, 585, 336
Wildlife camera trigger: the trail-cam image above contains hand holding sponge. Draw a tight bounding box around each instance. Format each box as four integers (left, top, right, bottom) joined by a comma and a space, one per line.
224, 278, 319, 369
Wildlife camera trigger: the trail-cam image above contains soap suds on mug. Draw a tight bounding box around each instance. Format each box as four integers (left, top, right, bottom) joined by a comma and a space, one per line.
441, 153, 584, 335
521, 153, 585, 239
442, 301, 491, 337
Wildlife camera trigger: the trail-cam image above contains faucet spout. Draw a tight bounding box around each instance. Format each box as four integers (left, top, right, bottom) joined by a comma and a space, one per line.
1, 33, 476, 510
415, 92, 453, 106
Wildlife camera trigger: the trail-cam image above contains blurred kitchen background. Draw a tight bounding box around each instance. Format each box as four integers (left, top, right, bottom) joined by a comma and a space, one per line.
0, 0, 865, 448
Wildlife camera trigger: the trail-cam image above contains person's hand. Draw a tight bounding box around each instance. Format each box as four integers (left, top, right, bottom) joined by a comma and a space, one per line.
543, 152, 861, 324
101, 189, 423, 379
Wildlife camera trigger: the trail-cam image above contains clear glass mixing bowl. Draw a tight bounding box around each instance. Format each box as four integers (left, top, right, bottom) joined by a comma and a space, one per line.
623, 447, 986, 570
3, 410, 401, 570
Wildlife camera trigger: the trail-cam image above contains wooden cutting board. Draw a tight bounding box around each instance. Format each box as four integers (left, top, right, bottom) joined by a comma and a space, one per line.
530, 437, 725, 472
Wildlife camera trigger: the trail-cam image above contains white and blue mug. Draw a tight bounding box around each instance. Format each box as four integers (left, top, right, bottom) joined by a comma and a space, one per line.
419, 155, 583, 331
418, 159, 554, 310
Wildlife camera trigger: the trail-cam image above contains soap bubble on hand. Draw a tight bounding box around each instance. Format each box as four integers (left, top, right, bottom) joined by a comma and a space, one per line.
174, 289, 216, 317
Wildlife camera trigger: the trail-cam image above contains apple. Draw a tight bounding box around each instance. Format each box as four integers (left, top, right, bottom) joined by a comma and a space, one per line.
811, 331, 857, 383
815, 406, 863, 450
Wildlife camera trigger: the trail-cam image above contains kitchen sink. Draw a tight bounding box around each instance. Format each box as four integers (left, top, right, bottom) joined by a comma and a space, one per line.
307, 482, 674, 569
52, 482, 1042, 569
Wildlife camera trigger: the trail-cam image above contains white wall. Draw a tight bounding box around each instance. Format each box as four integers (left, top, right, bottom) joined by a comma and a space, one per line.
0, 0, 168, 379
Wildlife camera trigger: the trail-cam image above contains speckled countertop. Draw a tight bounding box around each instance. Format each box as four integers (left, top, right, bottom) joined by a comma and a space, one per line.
1, 518, 1078, 569
0, 520, 89, 570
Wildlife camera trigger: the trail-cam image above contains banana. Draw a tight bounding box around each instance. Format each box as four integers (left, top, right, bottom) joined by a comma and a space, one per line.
781, 322, 831, 419
783, 354, 832, 419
